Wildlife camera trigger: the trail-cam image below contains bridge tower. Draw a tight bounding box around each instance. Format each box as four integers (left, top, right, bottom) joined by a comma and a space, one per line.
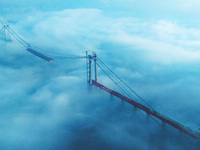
86, 51, 98, 85
0, 25, 12, 41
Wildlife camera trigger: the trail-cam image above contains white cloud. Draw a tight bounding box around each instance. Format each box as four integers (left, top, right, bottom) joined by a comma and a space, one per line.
5, 8, 200, 66
1, 8, 200, 149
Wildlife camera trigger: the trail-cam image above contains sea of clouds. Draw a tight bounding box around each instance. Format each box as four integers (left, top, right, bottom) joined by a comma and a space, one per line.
0, 3, 200, 150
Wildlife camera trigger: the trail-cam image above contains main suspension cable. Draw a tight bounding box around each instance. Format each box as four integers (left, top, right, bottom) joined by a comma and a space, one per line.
97, 56, 153, 110
8, 27, 30, 47
97, 60, 137, 100
8, 31, 28, 48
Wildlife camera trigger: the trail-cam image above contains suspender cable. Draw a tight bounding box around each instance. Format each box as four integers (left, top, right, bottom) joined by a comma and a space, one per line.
97, 56, 153, 109
98, 58, 139, 100
8, 30, 28, 48
97, 62, 134, 99
53, 56, 87, 60
8, 27, 30, 47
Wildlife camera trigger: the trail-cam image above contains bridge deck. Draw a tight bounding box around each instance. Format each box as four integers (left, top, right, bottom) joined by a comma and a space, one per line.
92, 80, 200, 140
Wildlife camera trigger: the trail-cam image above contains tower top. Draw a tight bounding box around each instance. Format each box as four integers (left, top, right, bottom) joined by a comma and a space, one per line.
0, 25, 12, 42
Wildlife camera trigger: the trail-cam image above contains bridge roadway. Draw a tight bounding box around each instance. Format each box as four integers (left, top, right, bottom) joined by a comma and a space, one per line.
92, 80, 200, 140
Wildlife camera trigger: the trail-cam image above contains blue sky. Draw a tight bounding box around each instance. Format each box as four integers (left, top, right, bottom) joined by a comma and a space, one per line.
0, 0, 200, 150
1, 0, 200, 26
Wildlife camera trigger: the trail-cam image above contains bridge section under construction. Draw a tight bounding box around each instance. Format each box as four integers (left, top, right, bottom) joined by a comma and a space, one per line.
1, 24, 200, 141
85, 52, 200, 140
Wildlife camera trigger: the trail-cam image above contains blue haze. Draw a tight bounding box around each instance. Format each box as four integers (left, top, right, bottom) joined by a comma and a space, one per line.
0, 0, 200, 150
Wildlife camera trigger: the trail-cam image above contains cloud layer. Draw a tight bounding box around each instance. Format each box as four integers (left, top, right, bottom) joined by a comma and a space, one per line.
0, 5, 200, 150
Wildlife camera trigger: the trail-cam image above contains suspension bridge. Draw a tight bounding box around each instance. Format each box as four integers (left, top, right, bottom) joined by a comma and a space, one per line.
1, 25, 200, 140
